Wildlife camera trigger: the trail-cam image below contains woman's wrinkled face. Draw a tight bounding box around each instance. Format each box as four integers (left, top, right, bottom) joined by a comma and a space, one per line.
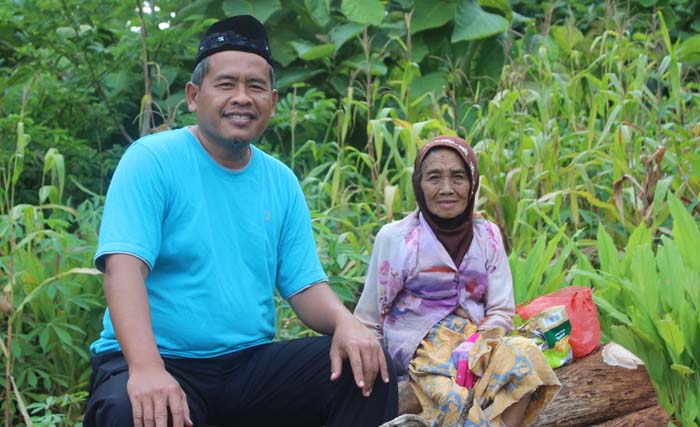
420, 148, 471, 219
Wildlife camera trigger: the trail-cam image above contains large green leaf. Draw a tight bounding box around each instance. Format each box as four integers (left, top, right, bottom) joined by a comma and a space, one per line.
622, 223, 652, 274
596, 223, 619, 276
222, 0, 280, 23
630, 243, 658, 316
275, 67, 324, 88
470, 35, 506, 87
592, 293, 632, 326
409, 34, 430, 62
509, 256, 525, 304
668, 193, 700, 274
682, 392, 699, 423
340, 0, 385, 26
277, 68, 324, 89
409, 71, 448, 99
291, 41, 336, 60
269, 26, 302, 66
329, 22, 364, 52
452, 0, 509, 43
478, 0, 512, 20
305, 0, 331, 27
678, 35, 700, 66
656, 314, 685, 361
410, 0, 458, 33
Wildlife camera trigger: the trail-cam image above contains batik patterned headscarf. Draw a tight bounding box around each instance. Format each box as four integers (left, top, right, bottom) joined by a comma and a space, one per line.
411, 135, 480, 267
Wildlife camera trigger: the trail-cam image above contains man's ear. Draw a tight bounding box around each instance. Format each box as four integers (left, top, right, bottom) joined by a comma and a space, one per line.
270, 88, 279, 118
185, 82, 198, 113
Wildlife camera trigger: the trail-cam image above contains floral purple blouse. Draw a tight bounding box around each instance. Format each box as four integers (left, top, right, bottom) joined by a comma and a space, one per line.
354, 210, 515, 376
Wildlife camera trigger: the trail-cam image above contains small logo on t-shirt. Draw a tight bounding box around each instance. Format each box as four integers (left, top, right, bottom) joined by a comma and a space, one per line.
263, 210, 271, 221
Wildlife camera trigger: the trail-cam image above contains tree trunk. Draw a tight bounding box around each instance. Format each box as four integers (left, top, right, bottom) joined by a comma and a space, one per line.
533, 347, 668, 426
589, 404, 671, 427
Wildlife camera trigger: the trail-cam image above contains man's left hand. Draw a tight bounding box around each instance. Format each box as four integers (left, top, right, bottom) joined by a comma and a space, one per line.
288, 282, 390, 396
329, 316, 389, 397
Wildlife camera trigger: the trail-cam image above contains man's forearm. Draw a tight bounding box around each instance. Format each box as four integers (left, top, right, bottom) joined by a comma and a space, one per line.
104, 254, 162, 369
288, 282, 353, 335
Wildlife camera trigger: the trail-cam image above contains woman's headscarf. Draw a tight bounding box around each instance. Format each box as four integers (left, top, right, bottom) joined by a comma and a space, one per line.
411, 135, 480, 267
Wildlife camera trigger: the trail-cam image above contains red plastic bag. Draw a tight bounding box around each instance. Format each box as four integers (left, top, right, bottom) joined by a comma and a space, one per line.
516, 286, 600, 359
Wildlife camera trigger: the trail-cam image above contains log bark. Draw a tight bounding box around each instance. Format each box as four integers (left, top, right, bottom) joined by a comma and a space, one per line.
533, 348, 667, 426
589, 404, 671, 427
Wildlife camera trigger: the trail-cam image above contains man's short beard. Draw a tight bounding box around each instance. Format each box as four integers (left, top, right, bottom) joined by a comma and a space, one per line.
227, 137, 252, 152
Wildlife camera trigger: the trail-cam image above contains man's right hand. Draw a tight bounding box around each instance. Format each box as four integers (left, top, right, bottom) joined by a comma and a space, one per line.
127, 364, 193, 427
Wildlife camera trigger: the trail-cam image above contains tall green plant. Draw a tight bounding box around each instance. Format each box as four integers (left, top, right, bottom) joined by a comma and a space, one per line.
586, 193, 699, 426
1, 112, 104, 426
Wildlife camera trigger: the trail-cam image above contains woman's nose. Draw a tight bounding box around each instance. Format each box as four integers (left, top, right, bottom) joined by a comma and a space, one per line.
438, 178, 454, 193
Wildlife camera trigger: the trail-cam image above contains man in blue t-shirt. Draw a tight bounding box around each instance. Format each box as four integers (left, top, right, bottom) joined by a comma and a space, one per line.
83, 15, 397, 427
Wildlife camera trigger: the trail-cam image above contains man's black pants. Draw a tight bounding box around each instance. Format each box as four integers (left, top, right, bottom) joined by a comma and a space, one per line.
83, 336, 398, 427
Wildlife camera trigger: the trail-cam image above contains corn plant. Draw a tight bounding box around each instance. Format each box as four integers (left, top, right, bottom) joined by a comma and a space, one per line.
1, 111, 104, 426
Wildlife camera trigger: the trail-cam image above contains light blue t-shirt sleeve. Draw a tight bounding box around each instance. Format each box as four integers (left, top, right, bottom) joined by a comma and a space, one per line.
94, 142, 167, 272
275, 176, 327, 299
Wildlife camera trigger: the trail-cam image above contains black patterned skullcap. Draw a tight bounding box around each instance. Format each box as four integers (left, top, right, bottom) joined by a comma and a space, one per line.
194, 15, 273, 69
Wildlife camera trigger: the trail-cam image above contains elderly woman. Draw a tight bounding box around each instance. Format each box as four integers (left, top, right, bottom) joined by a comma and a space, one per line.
355, 135, 560, 427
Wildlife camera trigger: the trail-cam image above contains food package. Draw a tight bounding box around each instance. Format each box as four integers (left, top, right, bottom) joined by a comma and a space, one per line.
518, 305, 573, 369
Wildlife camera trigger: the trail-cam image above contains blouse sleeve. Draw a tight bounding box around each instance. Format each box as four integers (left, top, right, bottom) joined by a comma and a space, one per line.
478, 221, 515, 334
354, 224, 408, 340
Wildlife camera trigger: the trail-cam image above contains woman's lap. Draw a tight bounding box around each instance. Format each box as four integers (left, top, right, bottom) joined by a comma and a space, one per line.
407, 314, 560, 427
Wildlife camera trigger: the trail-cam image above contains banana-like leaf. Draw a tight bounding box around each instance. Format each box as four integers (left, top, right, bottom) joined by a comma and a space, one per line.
630, 243, 659, 317
622, 223, 652, 274
592, 293, 632, 326
682, 392, 699, 424
668, 193, 700, 273
597, 223, 620, 276
656, 237, 687, 312
656, 314, 685, 361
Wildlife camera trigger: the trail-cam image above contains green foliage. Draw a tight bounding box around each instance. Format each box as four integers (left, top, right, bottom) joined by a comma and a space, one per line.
0, 0, 699, 425
584, 194, 700, 426
26, 392, 87, 427
1, 115, 104, 426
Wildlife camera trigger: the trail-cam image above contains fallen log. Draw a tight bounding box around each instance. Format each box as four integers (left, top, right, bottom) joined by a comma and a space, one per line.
589, 404, 670, 427
533, 347, 666, 426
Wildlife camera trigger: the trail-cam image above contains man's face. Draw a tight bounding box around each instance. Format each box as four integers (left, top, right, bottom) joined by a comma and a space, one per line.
186, 50, 278, 149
